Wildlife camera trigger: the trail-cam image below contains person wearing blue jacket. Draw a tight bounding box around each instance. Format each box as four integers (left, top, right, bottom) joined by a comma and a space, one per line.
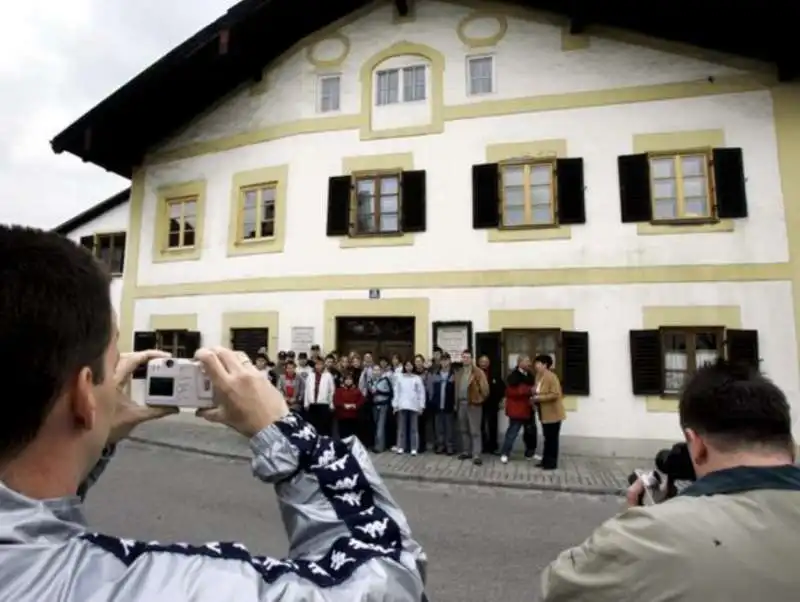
428, 353, 457, 455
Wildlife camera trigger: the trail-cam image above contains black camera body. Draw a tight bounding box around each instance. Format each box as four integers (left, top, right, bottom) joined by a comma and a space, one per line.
628, 442, 696, 505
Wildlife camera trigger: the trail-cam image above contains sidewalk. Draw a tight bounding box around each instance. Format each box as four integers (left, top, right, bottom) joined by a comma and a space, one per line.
129, 414, 645, 496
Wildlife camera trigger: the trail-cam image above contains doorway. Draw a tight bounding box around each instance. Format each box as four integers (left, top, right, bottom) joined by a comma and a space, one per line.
335, 316, 415, 361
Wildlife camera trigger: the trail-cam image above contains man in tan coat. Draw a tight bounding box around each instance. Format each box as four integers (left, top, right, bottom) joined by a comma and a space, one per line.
532, 354, 565, 470
541, 359, 800, 601
455, 350, 490, 465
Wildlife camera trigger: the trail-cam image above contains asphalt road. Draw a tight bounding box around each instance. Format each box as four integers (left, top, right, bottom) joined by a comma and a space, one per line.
85, 442, 623, 602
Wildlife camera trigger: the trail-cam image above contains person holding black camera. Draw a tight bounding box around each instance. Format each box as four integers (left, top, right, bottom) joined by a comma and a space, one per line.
540, 358, 799, 601
0, 225, 426, 601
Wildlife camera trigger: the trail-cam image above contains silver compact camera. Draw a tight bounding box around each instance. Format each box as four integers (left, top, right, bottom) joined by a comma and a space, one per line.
144, 358, 215, 408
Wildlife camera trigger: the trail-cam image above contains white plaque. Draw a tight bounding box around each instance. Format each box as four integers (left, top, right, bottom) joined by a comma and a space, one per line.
436, 324, 469, 361
290, 327, 315, 353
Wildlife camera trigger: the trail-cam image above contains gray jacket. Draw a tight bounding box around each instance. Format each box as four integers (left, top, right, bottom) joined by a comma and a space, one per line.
0, 414, 427, 601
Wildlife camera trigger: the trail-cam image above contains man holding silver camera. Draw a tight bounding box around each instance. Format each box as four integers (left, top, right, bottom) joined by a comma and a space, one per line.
541, 358, 800, 601
0, 225, 426, 601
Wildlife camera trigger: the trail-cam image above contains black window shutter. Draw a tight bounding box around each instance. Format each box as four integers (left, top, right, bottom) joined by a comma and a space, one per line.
561, 331, 590, 395
326, 176, 351, 236
475, 331, 502, 379
180, 331, 202, 360
79, 235, 94, 251
401, 170, 427, 232
726, 329, 759, 369
618, 154, 652, 223
472, 163, 500, 229
555, 158, 586, 225
629, 330, 663, 395
132, 331, 157, 379
713, 148, 748, 219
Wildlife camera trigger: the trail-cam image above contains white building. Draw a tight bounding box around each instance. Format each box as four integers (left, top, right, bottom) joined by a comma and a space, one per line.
51, 0, 800, 456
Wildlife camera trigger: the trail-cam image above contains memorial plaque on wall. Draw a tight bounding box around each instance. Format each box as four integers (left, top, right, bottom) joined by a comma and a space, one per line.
290, 327, 314, 353
434, 321, 472, 362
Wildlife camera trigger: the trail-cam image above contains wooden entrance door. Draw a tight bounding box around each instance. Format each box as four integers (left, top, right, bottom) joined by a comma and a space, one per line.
336, 317, 415, 362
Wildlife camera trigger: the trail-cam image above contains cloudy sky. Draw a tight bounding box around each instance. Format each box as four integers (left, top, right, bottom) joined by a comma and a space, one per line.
0, 0, 238, 229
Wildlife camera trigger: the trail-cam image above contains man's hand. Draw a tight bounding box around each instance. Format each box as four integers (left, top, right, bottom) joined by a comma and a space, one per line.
195, 347, 289, 438
626, 477, 646, 508
114, 349, 171, 388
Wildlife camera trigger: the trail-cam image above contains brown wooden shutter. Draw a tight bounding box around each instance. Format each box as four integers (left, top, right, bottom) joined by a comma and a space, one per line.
475, 331, 502, 379
561, 331, 590, 395
401, 170, 427, 232
555, 158, 586, 225
726, 329, 759, 369
713, 148, 748, 219
179, 331, 202, 360
326, 176, 351, 236
618, 154, 652, 223
629, 330, 663, 395
472, 163, 500, 229
132, 331, 157, 379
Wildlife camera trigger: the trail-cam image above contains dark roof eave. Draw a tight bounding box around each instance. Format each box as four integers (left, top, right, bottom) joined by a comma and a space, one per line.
53, 188, 131, 235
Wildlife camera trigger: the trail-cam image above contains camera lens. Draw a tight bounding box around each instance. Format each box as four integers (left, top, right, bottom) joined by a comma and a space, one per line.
165, 359, 174, 368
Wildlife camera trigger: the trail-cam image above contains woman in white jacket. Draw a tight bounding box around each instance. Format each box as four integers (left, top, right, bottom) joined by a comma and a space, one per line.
393, 360, 426, 455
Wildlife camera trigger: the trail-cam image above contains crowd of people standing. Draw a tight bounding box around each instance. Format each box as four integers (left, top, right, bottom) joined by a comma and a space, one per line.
254, 344, 565, 469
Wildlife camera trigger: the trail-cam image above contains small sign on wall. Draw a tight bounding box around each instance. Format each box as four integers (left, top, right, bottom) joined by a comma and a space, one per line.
434, 321, 473, 362
291, 327, 314, 353
368, 289, 381, 299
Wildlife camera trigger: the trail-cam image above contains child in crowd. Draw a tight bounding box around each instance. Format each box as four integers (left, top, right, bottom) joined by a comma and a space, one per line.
333, 372, 365, 440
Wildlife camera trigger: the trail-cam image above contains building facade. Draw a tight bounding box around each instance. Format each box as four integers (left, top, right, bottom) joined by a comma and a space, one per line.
55, 0, 800, 457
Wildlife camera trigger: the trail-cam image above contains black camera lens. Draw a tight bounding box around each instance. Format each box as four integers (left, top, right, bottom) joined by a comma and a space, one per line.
165, 359, 174, 368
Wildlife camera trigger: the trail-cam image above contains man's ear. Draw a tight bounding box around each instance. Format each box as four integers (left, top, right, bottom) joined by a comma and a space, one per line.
70, 366, 97, 431
684, 428, 708, 467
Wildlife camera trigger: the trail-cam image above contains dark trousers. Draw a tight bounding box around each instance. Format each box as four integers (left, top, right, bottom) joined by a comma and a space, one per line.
306, 405, 332, 437
418, 410, 434, 451
541, 421, 562, 469
337, 417, 359, 441
357, 399, 374, 447
499, 418, 537, 456
481, 401, 500, 453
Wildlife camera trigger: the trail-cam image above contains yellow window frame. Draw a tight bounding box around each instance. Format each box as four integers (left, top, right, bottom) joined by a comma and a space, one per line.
238, 182, 277, 242
349, 170, 403, 237
165, 196, 198, 250
648, 149, 716, 223
498, 159, 557, 228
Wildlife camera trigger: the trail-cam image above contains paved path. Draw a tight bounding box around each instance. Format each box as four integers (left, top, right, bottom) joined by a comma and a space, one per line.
131, 414, 645, 495
87, 442, 623, 602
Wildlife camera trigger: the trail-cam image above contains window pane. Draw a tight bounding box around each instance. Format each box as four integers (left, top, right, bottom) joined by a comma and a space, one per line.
503, 186, 525, 208
502, 166, 524, 187
243, 190, 257, 211
379, 213, 399, 232
664, 332, 687, 352
653, 179, 676, 199
356, 178, 374, 196
403, 65, 426, 101
682, 177, 706, 199
681, 155, 705, 177
530, 164, 551, 187
182, 200, 197, 219
260, 220, 275, 237
111, 244, 124, 273
685, 197, 709, 217
650, 157, 674, 179
654, 198, 677, 220
530, 185, 551, 206
182, 224, 195, 247
357, 191, 374, 215
505, 333, 530, 355
261, 186, 276, 203
376, 70, 399, 105
168, 231, 180, 248
379, 194, 398, 213
168, 202, 182, 220
242, 203, 257, 239
532, 206, 553, 224
502, 206, 525, 226
380, 176, 398, 195
468, 57, 493, 95
357, 213, 376, 232
320, 76, 340, 112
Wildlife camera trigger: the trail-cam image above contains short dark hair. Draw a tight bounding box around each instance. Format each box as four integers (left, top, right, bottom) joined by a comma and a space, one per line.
680, 359, 794, 452
534, 354, 553, 368
0, 226, 112, 458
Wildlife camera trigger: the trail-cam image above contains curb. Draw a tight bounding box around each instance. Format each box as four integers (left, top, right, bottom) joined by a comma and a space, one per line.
128, 436, 625, 497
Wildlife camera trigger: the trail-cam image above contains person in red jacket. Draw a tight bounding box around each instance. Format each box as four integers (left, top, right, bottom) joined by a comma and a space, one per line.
500, 355, 536, 464
333, 371, 365, 440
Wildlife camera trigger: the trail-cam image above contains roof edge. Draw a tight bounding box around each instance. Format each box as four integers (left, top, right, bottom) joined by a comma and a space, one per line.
53, 188, 131, 235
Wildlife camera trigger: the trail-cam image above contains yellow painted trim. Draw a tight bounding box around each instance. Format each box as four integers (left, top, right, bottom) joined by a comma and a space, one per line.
305, 33, 351, 69
226, 164, 289, 257
340, 152, 416, 248
456, 11, 508, 48
391, 0, 416, 23
488, 309, 578, 412
221, 311, 279, 358
633, 129, 733, 235
149, 313, 199, 331
133, 263, 791, 299
118, 167, 145, 352
772, 85, 800, 395
485, 138, 571, 242
152, 180, 207, 263
359, 41, 446, 141
147, 74, 769, 165
642, 305, 741, 413
323, 298, 430, 356
560, 25, 589, 51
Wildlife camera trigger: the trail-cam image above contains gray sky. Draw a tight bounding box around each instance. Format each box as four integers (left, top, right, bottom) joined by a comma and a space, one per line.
0, 0, 239, 229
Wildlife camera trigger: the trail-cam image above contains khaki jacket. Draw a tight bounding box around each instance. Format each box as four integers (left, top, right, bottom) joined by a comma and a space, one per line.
535, 370, 565, 423
541, 465, 800, 602
456, 365, 490, 405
